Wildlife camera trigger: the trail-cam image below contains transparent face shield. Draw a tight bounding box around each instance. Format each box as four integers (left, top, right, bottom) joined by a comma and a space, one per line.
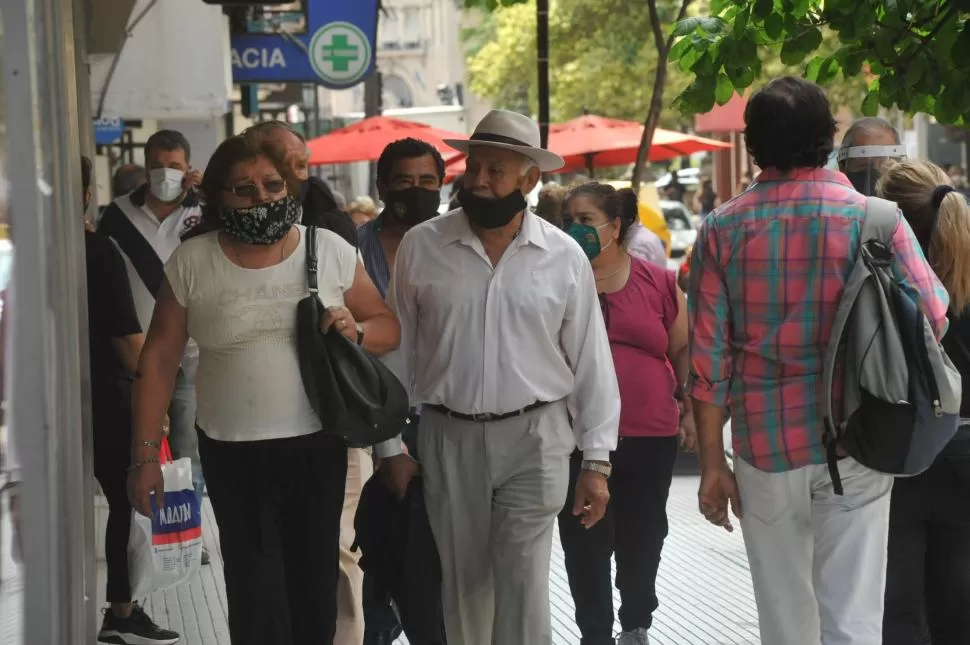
837, 144, 907, 196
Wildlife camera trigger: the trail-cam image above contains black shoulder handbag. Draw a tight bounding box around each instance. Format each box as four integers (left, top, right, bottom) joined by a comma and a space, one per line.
296, 226, 410, 448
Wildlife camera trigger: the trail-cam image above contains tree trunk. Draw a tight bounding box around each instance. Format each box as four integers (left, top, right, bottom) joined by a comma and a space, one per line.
631, 0, 692, 190
537, 0, 550, 153
364, 71, 383, 200
631, 58, 668, 189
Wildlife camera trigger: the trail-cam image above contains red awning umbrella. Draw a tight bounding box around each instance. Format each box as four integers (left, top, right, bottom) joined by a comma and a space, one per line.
549, 114, 732, 174
443, 115, 730, 178
307, 115, 467, 166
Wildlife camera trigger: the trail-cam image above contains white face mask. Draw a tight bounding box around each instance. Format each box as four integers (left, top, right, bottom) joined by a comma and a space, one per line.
148, 168, 185, 203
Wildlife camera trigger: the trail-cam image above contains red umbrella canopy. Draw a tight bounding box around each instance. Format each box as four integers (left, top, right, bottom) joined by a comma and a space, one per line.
548, 114, 731, 170
307, 115, 467, 166
443, 115, 730, 178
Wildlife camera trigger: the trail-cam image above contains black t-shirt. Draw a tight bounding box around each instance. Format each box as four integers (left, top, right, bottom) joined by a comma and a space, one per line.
942, 310, 970, 418
85, 230, 142, 404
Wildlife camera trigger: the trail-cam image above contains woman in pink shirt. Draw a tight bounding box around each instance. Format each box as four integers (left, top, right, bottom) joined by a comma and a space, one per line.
558, 183, 694, 645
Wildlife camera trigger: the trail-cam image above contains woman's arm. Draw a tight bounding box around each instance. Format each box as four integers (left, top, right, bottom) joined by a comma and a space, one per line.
130, 281, 188, 472
667, 285, 696, 449
339, 261, 401, 357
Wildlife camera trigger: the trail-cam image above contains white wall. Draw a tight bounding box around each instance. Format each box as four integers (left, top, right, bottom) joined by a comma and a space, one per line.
88, 0, 232, 120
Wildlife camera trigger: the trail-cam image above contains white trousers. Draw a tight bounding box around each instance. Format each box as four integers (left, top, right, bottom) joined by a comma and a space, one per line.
419, 401, 574, 645
335, 447, 374, 645
735, 456, 893, 645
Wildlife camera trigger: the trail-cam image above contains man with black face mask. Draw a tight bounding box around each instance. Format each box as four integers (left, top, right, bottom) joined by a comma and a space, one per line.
356, 137, 447, 645
838, 117, 906, 196
376, 110, 620, 645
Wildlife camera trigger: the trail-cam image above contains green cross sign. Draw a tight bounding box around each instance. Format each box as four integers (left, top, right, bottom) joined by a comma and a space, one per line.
310, 22, 372, 86
320, 34, 359, 73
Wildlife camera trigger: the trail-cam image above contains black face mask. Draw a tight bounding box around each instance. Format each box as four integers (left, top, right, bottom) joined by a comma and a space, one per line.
845, 170, 874, 195
384, 186, 441, 227
458, 187, 527, 229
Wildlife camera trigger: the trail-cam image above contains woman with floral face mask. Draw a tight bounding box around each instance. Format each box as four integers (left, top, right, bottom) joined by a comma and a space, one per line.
559, 182, 694, 645
127, 135, 400, 645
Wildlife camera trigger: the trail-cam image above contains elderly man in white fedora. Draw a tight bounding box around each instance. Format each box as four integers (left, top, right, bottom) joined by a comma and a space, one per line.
375, 109, 620, 644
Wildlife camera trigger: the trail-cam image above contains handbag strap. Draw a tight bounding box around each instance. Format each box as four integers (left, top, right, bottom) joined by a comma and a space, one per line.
306, 225, 318, 294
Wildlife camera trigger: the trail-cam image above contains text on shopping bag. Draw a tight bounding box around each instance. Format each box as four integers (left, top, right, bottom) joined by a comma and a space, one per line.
150, 488, 202, 545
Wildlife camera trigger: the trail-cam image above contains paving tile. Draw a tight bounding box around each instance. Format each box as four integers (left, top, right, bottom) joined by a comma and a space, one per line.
88, 473, 760, 644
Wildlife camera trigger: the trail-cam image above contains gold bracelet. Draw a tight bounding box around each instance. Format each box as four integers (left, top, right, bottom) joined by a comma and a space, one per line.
133, 440, 161, 450
126, 456, 160, 473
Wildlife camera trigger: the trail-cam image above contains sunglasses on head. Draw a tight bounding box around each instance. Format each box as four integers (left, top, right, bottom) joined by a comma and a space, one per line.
225, 179, 287, 198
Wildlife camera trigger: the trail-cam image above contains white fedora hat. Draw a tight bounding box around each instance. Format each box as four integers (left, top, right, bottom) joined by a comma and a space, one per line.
445, 109, 565, 172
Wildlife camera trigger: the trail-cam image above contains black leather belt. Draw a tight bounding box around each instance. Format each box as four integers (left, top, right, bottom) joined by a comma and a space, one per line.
425, 400, 549, 423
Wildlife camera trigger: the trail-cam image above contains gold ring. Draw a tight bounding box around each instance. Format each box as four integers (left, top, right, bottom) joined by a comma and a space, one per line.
339, 320, 347, 329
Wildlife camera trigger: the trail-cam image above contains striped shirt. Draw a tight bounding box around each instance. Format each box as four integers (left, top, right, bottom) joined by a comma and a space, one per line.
356, 215, 391, 298
687, 168, 949, 472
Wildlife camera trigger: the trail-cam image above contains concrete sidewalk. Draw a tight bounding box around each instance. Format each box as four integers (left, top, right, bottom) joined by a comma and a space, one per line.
87, 474, 758, 645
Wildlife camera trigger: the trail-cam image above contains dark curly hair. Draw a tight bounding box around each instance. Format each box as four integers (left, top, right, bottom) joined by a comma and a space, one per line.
743, 76, 836, 173
562, 182, 639, 244
376, 138, 446, 188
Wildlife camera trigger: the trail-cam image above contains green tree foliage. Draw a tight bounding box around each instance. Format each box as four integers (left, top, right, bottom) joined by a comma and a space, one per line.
670, 0, 968, 124
463, 0, 693, 129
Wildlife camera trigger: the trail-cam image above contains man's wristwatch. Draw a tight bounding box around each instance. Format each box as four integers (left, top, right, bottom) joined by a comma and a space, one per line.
355, 323, 364, 346
581, 460, 612, 478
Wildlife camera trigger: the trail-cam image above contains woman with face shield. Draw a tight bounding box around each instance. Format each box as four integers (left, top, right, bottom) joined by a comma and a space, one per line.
558, 182, 694, 645
877, 160, 970, 645
126, 135, 400, 645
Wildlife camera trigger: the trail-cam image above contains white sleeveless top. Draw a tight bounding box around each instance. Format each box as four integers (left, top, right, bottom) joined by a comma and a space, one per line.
164, 225, 357, 442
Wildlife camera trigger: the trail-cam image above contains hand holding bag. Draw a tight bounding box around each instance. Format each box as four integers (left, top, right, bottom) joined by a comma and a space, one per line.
296, 226, 409, 448
128, 438, 203, 597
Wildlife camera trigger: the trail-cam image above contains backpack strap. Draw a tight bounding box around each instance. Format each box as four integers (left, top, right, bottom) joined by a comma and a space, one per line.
98, 202, 164, 297
860, 196, 900, 245
306, 225, 318, 294
820, 196, 900, 494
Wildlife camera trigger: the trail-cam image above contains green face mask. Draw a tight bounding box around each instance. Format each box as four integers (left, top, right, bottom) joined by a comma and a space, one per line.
566, 222, 612, 260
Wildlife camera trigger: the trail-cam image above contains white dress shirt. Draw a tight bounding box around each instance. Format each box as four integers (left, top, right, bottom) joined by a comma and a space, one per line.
376, 209, 620, 462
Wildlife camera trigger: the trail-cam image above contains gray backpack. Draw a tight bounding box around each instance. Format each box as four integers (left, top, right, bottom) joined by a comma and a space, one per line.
821, 196, 962, 494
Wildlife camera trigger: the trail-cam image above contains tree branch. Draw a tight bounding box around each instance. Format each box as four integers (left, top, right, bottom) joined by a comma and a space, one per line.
647, 0, 666, 55
665, 0, 694, 51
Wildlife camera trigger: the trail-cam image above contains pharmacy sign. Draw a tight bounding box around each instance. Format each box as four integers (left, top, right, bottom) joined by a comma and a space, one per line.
229, 0, 378, 88
310, 22, 372, 86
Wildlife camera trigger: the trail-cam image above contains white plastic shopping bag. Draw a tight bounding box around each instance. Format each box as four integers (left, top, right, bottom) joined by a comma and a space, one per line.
128, 455, 203, 597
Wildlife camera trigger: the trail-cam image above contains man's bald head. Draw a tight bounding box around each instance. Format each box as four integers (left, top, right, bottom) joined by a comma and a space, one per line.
841, 118, 900, 155
245, 121, 310, 180
112, 163, 147, 198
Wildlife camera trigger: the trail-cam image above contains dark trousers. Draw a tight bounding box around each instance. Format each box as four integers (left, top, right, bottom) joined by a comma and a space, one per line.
884, 428, 970, 645
558, 436, 679, 645
198, 429, 347, 645
92, 387, 133, 605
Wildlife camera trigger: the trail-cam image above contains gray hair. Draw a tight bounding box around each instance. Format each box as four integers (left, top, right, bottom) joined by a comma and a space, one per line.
842, 117, 901, 150
519, 155, 538, 177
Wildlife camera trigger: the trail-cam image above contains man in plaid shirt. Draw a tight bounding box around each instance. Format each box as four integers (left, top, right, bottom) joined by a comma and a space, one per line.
687, 77, 949, 645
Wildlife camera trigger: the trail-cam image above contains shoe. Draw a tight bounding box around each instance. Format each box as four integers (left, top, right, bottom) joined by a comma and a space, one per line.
617, 628, 650, 645
201, 545, 211, 566
98, 604, 180, 644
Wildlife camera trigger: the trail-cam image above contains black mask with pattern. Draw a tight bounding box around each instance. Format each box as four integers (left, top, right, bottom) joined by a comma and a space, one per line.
220, 195, 301, 245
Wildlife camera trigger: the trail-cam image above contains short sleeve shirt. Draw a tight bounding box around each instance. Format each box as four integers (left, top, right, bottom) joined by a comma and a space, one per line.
86, 230, 142, 390
164, 225, 357, 442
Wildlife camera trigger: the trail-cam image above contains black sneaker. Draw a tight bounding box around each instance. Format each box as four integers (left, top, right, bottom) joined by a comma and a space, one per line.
98, 604, 180, 644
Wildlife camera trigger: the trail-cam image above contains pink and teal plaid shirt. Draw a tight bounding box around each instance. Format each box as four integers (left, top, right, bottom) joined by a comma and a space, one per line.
687, 168, 949, 473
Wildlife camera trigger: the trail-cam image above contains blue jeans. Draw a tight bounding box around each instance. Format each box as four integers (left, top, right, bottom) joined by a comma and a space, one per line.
168, 368, 204, 499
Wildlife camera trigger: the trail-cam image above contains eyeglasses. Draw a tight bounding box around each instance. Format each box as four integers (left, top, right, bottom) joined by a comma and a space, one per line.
225, 179, 287, 198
